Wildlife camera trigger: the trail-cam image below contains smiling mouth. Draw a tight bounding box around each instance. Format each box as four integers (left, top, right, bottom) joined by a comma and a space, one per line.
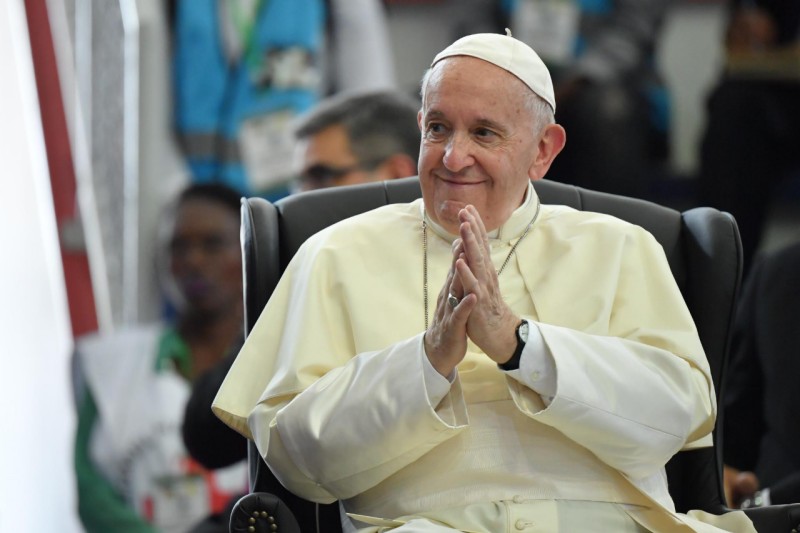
440, 176, 485, 187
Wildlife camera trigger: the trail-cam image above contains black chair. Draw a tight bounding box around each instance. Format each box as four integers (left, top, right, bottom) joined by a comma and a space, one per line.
230, 176, 800, 533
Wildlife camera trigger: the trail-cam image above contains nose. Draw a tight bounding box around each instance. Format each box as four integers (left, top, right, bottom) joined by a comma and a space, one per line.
442, 133, 474, 172
172, 239, 211, 272
185, 245, 206, 267
176, 246, 207, 278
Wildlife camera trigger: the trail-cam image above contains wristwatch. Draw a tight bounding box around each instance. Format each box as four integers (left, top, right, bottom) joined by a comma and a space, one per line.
499, 319, 528, 371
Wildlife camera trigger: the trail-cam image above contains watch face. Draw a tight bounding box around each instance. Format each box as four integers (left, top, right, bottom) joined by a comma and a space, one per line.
519, 321, 529, 343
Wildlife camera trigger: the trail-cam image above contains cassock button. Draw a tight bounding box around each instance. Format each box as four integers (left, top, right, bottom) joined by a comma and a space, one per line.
512, 495, 524, 504
515, 518, 533, 530
530, 371, 542, 381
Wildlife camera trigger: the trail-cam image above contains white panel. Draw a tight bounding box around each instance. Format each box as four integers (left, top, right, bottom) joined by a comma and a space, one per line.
135, 0, 189, 324
0, 1, 82, 531
657, 3, 727, 175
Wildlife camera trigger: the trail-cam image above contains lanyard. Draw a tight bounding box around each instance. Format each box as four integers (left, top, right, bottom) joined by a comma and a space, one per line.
226, 0, 267, 68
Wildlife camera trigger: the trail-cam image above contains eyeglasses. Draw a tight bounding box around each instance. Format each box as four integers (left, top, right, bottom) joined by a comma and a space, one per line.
300, 163, 363, 185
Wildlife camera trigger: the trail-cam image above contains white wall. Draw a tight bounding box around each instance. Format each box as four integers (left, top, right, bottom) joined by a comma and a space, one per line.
0, 1, 82, 530
135, 0, 190, 324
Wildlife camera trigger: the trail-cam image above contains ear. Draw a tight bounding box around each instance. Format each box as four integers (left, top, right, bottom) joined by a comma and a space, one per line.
375, 154, 418, 180
528, 124, 566, 181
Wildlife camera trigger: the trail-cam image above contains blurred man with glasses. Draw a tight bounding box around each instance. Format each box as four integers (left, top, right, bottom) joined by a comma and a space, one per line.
293, 90, 421, 192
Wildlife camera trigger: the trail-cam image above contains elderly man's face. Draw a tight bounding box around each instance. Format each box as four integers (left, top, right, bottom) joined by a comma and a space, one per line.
418, 57, 543, 234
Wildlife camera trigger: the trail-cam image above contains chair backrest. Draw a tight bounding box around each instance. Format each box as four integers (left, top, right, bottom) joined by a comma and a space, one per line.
239, 176, 742, 531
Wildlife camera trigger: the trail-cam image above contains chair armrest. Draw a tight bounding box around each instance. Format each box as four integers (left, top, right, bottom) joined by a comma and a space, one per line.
229, 492, 301, 533
739, 504, 800, 532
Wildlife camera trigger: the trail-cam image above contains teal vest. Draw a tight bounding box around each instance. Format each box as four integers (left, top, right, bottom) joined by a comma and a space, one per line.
174, 0, 325, 197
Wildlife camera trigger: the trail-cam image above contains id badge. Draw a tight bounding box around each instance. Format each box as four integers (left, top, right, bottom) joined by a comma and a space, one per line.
512, 0, 580, 66
240, 109, 298, 191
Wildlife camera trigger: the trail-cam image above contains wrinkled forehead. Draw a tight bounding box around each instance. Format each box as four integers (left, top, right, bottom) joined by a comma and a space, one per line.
422, 57, 533, 110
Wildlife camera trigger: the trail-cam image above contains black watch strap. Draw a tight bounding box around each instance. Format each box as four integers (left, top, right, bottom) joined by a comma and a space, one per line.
499, 320, 527, 371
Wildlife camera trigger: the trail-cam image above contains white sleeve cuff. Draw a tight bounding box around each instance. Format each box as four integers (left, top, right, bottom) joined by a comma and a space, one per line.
421, 336, 456, 408
507, 321, 556, 405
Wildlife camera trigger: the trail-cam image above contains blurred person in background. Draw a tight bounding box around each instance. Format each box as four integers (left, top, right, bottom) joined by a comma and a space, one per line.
74, 183, 248, 532
511, 0, 674, 199
292, 89, 420, 192
172, 0, 396, 199
722, 240, 800, 509
697, 0, 800, 275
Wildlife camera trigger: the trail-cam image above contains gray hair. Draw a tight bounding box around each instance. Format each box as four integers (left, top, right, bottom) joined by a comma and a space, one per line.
419, 66, 555, 135
295, 90, 421, 167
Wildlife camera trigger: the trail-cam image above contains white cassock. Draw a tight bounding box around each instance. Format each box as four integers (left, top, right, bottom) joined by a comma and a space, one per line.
214, 182, 754, 533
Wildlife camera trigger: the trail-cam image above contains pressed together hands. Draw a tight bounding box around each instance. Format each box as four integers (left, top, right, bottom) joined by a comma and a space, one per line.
424, 205, 521, 377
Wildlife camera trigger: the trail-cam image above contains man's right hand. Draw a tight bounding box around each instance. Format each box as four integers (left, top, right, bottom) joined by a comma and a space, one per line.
723, 465, 760, 508
424, 243, 476, 377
